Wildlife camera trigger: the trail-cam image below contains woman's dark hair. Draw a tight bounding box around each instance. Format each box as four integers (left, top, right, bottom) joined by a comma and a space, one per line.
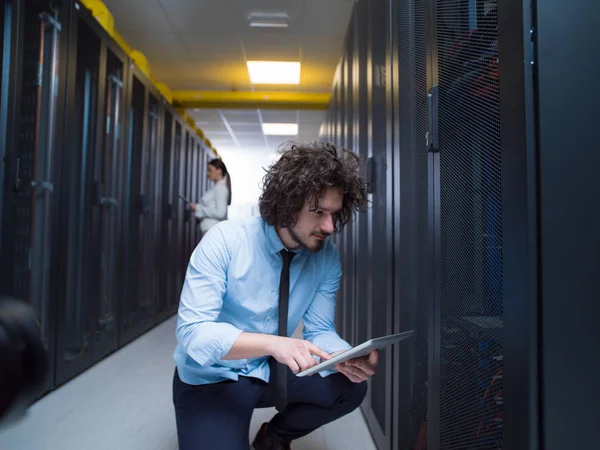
208, 158, 232, 205
259, 142, 367, 232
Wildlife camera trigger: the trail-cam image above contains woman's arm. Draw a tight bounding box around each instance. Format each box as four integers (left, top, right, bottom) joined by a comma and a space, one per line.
194, 184, 229, 220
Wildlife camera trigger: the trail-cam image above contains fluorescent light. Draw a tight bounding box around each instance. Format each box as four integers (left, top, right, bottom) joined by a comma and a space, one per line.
247, 61, 301, 85
262, 123, 298, 136
248, 12, 289, 28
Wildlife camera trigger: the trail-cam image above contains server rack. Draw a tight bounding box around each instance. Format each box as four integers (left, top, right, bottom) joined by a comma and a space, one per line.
353, 0, 371, 420
155, 109, 175, 323
0, 0, 213, 392
0, 0, 66, 393
321, 0, 588, 448
534, 0, 600, 448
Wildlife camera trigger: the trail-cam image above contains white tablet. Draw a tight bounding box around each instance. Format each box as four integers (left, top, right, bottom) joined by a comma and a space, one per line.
296, 330, 414, 377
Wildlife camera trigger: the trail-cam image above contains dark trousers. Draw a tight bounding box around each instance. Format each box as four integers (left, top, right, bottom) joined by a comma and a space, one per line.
173, 358, 367, 450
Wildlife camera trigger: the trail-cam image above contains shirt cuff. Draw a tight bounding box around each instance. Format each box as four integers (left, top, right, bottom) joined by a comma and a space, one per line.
309, 333, 353, 378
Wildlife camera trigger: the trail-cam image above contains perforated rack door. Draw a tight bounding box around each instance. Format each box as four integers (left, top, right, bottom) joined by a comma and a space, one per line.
10, 8, 61, 352
436, 1, 503, 448
395, 0, 431, 448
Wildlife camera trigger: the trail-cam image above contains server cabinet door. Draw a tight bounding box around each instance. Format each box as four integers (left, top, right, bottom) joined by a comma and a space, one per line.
94, 48, 125, 360
174, 124, 187, 294
2, 4, 63, 391
183, 132, 192, 258
190, 140, 199, 248
120, 77, 153, 344
365, 0, 394, 447
392, 0, 431, 448
332, 80, 344, 333
56, 16, 100, 383
434, 1, 503, 448
203, 150, 213, 200
156, 111, 175, 321
0, 1, 15, 241
196, 144, 206, 241
141, 93, 159, 323
342, 44, 356, 346
354, 0, 370, 416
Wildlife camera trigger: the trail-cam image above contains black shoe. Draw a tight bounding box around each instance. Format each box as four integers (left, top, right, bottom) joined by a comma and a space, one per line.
252, 423, 292, 450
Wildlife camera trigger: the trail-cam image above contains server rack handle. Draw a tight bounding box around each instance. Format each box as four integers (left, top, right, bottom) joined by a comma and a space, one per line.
427, 85, 439, 152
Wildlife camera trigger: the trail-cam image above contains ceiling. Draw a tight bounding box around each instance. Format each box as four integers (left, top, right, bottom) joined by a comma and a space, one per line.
101, 0, 354, 153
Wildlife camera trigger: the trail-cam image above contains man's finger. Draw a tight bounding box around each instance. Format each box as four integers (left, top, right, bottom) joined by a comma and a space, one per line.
299, 347, 319, 368
308, 343, 331, 361
339, 363, 366, 378
346, 359, 376, 376
369, 350, 379, 365
339, 366, 364, 383
285, 357, 300, 374
294, 353, 313, 371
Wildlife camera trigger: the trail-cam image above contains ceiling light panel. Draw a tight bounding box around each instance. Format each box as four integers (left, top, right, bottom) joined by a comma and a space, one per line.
247, 61, 301, 85
262, 123, 299, 136
248, 12, 289, 28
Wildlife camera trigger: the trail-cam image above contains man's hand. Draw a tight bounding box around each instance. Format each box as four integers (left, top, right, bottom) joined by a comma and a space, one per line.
189, 203, 196, 212
335, 350, 379, 383
268, 337, 331, 374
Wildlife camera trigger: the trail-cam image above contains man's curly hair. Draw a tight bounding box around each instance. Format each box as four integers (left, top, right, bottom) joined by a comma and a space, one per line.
259, 142, 368, 232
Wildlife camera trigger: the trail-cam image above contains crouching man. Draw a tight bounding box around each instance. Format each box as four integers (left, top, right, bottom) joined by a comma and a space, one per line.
172, 143, 378, 449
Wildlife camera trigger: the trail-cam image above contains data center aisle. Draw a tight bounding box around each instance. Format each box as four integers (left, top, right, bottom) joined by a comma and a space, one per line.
0, 316, 376, 450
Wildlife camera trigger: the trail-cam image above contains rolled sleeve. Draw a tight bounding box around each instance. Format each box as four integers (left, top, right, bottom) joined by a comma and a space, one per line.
175, 225, 243, 367
303, 247, 352, 377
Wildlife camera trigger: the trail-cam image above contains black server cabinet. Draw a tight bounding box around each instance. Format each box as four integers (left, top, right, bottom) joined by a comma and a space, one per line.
174, 121, 187, 296
342, 25, 356, 348
197, 143, 205, 242
353, 0, 370, 415
120, 71, 160, 345
0, 0, 22, 250
94, 46, 126, 359
185, 133, 194, 256
202, 148, 212, 195
183, 132, 192, 258
156, 110, 177, 322
434, 0, 504, 446
366, 0, 395, 448
54, 2, 130, 385
0, 0, 65, 393
332, 80, 345, 334
535, 0, 600, 448
56, 13, 103, 382
392, 0, 431, 447
192, 136, 199, 249
391, 0, 539, 448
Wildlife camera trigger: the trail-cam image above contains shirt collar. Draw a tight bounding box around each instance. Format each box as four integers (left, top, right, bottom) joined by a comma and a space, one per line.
262, 218, 306, 257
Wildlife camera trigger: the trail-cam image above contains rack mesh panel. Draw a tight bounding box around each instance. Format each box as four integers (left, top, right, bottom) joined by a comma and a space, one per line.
355, 0, 369, 350
158, 112, 173, 314
12, 12, 38, 299
343, 20, 355, 347
437, 1, 503, 448
396, 0, 430, 448
369, 0, 390, 431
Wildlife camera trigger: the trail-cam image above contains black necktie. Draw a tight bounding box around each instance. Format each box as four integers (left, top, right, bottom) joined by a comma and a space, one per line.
275, 249, 295, 412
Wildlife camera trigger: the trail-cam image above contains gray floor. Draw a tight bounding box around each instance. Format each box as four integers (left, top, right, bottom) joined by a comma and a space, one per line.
0, 316, 376, 450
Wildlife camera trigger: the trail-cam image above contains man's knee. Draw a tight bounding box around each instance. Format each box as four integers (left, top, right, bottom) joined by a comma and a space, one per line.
345, 379, 368, 409
327, 375, 368, 412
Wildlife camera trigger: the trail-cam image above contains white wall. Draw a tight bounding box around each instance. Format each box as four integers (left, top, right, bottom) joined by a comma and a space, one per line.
218, 148, 279, 220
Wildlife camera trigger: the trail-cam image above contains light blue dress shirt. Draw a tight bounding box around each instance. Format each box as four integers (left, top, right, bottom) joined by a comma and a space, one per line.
173, 216, 352, 385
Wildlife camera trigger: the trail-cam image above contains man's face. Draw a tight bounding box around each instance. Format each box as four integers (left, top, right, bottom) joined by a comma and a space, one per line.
287, 187, 343, 252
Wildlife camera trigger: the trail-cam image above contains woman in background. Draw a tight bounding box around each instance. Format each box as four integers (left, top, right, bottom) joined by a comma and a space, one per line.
190, 158, 231, 235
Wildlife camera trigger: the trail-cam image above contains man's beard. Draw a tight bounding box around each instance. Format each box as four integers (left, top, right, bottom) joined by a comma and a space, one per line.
288, 226, 326, 253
